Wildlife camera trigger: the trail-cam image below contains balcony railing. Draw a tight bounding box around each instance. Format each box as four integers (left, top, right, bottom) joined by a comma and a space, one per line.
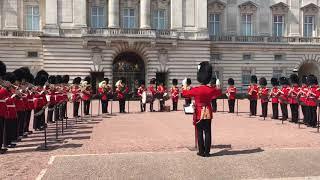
0, 30, 42, 38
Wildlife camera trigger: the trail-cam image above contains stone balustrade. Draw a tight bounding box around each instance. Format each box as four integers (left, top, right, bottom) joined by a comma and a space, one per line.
0, 30, 43, 38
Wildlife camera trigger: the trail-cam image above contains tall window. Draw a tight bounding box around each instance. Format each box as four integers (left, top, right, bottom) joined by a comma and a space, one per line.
242, 70, 252, 85
123, 8, 135, 28
25, 5, 40, 31
273, 15, 284, 36
91, 7, 105, 28
208, 14, 220, 36
153, 9, 167, 29
304, 15, 315, 37
241, 14, 252, 36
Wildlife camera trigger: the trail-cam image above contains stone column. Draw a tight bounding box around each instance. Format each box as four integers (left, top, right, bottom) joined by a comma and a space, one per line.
43, 0, 59, 36
171, 0, 182, 29
140, 0, 151, 29
289, 0, 301, 36
108, 0, 120, 28
4, 0, 18, 30
74, 0, 87, 27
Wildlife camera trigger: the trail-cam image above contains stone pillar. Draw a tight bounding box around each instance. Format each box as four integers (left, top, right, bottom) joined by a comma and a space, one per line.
43, 0, 59, 36
140, 0, 151, 29
74, 0, 87, 27
4, 0, 18, 30
197, 0, 207, 30
289, 0, 301, 36
108, 0, 120, 28
171, 0, 182, 29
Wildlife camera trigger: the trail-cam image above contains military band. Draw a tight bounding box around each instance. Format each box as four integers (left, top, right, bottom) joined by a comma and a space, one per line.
226, 78, 236, 113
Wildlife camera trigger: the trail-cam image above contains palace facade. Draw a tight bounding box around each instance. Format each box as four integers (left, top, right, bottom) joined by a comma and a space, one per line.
1, 0, 320, 92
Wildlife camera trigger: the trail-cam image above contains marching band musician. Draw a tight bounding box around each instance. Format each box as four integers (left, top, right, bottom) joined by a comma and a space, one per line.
299, 76, 309, 125
137, 80, 146, 112
182, 61, 221, 157
210, 77, 218, 112
61, 75, 70, 120
157, 80, 166, 112
0, 61, 9, 153
306, 75, 320, 127
54, 75, 63, 121
24, 72, 35, 135
258, 77, 269, 118
98, 78, 112, 114
184, 78, 192, 106
289, 74, 300, 123
47, 76, 56, 123
248, 75, 259, 116
115, 78, 129, 113
71, 77, 81, 118
279, 77, 290, 121
81, 76, 92, 116
33, 74, 48, 131
270, 78, 280, 119
226, 78, 237, 113
148, 78, 156, 112
170, 79, 179, 111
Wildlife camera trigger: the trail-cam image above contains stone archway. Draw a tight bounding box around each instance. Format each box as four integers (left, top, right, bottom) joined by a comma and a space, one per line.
298, 61, 320, 79
112, 52, 145, 93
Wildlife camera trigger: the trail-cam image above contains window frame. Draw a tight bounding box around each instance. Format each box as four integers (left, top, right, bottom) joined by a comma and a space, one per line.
208, 13, 221, 36
90, 6, 106, 28
153, 9, 167, 30
304, 15, 315, 37
25, 5, 40, 31
241, 14, 253, 36
122, 8, 136, 29
273, 15, 285, 37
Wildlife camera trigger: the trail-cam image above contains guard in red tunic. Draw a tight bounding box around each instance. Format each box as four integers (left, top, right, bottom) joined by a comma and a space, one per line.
148, 78, 156, 112
289, 74, 300, 123
279, 77, 290, 121
137, 80, 146, 112
270, 78, 280, 119
182, 61, 221, 157
184, 78, 192, 106
306, 75, 320, 127
61, 75, 70, 119
33, 74, 48, 130
115, 78, 129, 113
170, 79, 179, 111
54, 75, 63, 121
259, 77, 269, 118
71, 77, 81, 117
210, 77, 220, 113
82, 76, 92, 115
47, 76, 56, 123
157, 81, 166, 111
299, 76, 309, 124
248, 75, 259, 116
0, 61, 9, 153
98, 78, 112, 114
226, 78, 237, 113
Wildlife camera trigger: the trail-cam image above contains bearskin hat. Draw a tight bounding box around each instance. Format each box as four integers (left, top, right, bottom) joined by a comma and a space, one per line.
84, 76, 91, 84
307, 74, 318, 85
290, 74, 299, 85
211, 77, 217, 85
55, 75, 62, 84
20, 67, 31, 75
36, 70, 49, 79
227, 78, 234, 85
62, 75, 69, 84
104, 78, 109, 84
38, 75, 47, 86
271, 77, 279, 87
150, 78, 156, 85
139, 80, 145, 86
0, 61, 6, 77
73, 77, 81, 85
280, 77, 289, 85
48, 76, 56, 84
26, 73, 34, 84
172, 79, 178, 86
259, 77, 267, 86
186, 78, 191, 85
301, 75, 308, 85
13, 68, 25, 82
197, 61, 212, 85
3, 72, 16, 84
156, 79, 164, 85
251, 75, 257, 84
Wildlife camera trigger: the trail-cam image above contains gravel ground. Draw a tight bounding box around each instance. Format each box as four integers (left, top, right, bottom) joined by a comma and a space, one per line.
0, 99, 320, 180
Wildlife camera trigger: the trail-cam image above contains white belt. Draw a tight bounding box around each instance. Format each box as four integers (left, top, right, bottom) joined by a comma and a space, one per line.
28, 99, 34, 102
0, 100, 6, 103
34, 97, 43, 100
7, 105, 15, 108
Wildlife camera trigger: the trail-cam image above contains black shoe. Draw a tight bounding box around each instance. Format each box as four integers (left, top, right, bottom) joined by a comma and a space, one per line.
0, 148, 7, 154
204, 153, 210, 157
197, 152, 205, 157
7, 144, 16, 148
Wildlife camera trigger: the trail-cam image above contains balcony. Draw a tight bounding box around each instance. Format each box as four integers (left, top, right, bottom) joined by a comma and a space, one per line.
0, 30, 42, 39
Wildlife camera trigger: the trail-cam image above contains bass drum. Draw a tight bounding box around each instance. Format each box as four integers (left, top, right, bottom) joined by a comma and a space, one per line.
146, 92, 154, 103
142, 91, 147, 104
163, 92, 170, 101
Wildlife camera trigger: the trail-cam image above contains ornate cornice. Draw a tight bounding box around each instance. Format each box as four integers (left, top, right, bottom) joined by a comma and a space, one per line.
208, 0, 226, 13
239, 1, 257, 13
301, 3, 319, 14
270, 2, 289, 14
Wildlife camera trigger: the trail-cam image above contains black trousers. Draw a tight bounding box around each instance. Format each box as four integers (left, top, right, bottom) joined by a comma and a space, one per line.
34, 109, 42, 129
0, 118, 3, 148
301, 105, 307, 124
172, 101, 178, 111
60, 102, 67, 119
309, 106, 317, 127
196, 120, 212, 155
140, 100, 146, 112
290, 104, 299, 123
185, 98, 192, 106
84, 100, 90, 115
150, 101, 154, 111
261, 102, 268, 117
101, 100, 109, 113
280, 103, 288, 120
228, 99, 235, 113
250, 100, 257, 116
54, 105, 60, 121
47, 104, 55, 123
159, 100, 165, 111
211, 99, 217, 112
272, 103, 279, 119
119, 99, 126, 113
17, 111, 25, 136
73, 102, 80, 117
24, 110, 31, 132
6, 119, 17, 144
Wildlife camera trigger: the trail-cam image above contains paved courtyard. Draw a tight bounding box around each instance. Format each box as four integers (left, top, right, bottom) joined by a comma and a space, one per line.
1, 99, 320, 180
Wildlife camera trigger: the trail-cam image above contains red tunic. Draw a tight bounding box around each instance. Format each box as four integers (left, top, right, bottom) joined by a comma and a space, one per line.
226, 86, 237, 100
34, 87, 47, 109
5, 96, 17, 120
279, 86, 290, 104
299, 85, 308, 106
248, 84, 259, 100
81, 87, 92, 101
98, 87, 108, 101
137, 86, 146, 97
71, 85, 80, 102
14, 97, 25, 112
259, 87, 269, 103
148, 85, 156, 96
289, 85, 300, 104
270, 87, 280, 104
116, 86, 128, 100
157, 85, 165, 95
307, 86, 320, 107
182, 85, 220, 125
0, 87, 10, 118
170, 86, 179, 102
26, 92, 34, 110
